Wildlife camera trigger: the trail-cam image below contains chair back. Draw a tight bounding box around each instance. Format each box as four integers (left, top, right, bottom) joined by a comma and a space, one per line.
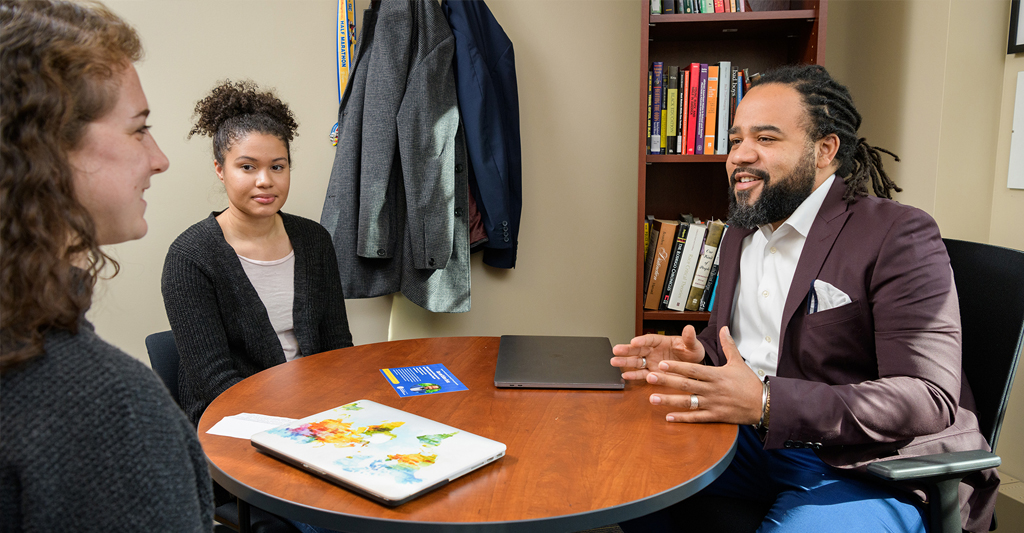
945, 239, 1024, 451
145, 330, 181, 406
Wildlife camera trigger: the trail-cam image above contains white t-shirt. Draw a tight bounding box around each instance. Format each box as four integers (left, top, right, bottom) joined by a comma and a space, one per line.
731, 175, 835, 379
237, 251, 299, 361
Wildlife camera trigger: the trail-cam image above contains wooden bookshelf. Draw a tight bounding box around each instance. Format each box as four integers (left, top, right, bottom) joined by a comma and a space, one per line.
634, 0, 827, 336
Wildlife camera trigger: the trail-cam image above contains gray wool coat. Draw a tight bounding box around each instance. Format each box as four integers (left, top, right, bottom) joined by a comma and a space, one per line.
321, 0, 471, 313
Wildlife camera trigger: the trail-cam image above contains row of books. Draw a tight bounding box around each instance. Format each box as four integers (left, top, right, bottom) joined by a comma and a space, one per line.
652, 0, 748, 14
647, 61, 760, 155
642, 216, 728, 313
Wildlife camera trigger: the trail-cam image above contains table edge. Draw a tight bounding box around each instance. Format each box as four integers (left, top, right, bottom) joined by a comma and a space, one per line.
206, 425, 738, 533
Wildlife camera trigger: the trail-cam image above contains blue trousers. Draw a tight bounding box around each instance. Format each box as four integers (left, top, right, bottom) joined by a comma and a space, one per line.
622, 426, 928, 532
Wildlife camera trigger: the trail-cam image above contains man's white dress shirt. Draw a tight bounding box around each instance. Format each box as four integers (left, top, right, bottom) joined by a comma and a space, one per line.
730, 175, 835, 379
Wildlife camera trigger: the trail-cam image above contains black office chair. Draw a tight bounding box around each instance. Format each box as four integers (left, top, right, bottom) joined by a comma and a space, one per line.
146, 330, 181, 404
867, 239, 1024, 533
144, 331, 301, 533
621, 240, 1024, 533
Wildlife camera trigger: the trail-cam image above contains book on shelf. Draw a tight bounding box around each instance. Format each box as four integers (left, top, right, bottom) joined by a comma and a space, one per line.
651, 62, 663, 154
678, 69, 688, 153
666, 66, 679, 154
643, 215, 652, 259
644, 219, 680, 310
660, 77, 669, 154
716, 61, 731, 154
684, 220, 726, 311
707, 272, 720, 311
666, 221, 707, 311
686, 63, 700, 154
700, 263, 720, 312
703, 65, 719, 156
646, 70, 653, 154
664, 0, 675, 14
737, 69, 746, 106
659, 222, 691, 309
642, 214, 657, 290
697, 225, 727, 312
713, 0, 725, 13
694, 64, 708, 155
730, 66, 739, 126
651, 0, 662, 15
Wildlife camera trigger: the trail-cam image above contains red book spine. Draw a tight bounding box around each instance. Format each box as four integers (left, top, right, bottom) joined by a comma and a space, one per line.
694, 64, 708, 155
686, 63, 700, 155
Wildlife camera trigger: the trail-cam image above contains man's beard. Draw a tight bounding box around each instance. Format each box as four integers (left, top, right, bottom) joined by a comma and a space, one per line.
727, 148, 817, 229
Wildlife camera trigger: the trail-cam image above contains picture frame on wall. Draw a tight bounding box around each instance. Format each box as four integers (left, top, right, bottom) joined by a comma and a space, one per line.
1011, 0, 1024, 54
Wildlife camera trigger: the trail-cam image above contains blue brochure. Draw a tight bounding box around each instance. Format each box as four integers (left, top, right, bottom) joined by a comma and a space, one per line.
380, 363, 468, 397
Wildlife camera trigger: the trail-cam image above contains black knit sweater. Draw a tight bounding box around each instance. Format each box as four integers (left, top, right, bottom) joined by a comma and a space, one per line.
162, 212, 353, 425
0, 319, 214, 531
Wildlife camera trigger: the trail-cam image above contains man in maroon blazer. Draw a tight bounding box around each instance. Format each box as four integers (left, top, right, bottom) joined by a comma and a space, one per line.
613, 65, 998, 532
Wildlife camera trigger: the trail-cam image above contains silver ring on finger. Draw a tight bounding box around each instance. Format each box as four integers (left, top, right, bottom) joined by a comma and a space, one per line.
639, 356, 647, 370
690, 395, 699, 410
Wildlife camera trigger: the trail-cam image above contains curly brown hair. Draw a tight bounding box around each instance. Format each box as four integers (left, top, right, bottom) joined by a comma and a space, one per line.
1, 0, 142, 369
188, 80, 298, 166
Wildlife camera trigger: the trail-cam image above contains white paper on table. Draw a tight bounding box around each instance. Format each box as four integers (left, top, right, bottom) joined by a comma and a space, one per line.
206, 413, 298, 439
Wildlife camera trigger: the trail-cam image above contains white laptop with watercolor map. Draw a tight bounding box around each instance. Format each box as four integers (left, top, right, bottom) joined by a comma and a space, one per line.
249, 399, 506, 506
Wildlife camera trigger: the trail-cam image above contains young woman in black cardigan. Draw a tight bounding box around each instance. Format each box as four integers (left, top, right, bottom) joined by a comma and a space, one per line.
162, 81, 353, 427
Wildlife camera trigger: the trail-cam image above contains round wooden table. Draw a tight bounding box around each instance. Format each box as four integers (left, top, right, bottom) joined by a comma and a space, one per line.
198, 337, 737, 532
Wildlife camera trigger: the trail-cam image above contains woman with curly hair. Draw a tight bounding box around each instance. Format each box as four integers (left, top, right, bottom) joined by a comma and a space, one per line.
0, 0, 212, 529
162, 80, 353, 427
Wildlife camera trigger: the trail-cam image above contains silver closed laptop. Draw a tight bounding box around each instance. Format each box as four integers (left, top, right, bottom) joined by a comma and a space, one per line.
494, 335, 624, 389
250, 400, 506, 506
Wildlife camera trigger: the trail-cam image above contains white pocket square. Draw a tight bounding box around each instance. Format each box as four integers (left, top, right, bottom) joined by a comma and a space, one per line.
807, 280, 852, 314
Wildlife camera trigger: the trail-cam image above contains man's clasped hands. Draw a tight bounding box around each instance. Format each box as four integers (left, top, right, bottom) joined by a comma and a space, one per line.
610, 325, 764, 426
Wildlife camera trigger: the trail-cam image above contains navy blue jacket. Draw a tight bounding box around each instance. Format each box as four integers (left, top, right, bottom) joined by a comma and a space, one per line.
442, 0, 522, 268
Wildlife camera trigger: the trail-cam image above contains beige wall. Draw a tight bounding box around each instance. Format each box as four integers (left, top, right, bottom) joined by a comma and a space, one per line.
94, 0, 641, 358
826, 0, 1024, 486
93, 0, 1023, 489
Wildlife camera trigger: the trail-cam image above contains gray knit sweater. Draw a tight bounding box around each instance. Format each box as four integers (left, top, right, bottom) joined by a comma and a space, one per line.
162, 212, 353, 425
0, 319, 214, 532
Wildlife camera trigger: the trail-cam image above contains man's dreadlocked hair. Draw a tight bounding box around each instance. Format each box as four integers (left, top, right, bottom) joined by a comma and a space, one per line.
753, 64, 901, 203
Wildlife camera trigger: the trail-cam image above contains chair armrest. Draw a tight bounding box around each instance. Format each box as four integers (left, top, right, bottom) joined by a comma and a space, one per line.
866, 450, 1000, 482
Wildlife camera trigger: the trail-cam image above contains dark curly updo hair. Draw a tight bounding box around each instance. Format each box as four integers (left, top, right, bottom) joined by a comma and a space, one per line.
188, 80, 298, 165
